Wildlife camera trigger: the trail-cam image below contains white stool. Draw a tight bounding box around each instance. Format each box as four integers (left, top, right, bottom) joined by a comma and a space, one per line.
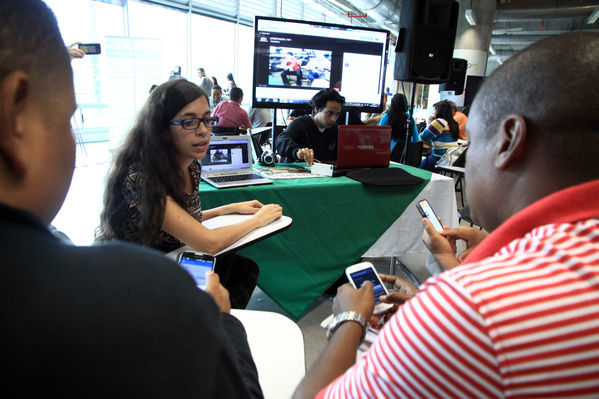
231, 309, 305, 399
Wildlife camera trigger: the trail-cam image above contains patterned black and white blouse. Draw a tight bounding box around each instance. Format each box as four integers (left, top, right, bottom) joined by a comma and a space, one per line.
122, 161, 203, 253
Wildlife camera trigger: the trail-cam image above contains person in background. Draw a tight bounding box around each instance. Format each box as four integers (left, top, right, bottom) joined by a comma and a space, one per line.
168, 65, 182, 81
275, 88, 344, 165
98, 79, 281, 308
211, 76, 218, 86
1, 1, 264, 397
385, 86, 392, 98
448, 100, 468, 141
209, 84, 228, 112
212, 87, 252, 129
361, 94, 387, 125
248, 107, 273, 128
197, 67, 213, 96
293, 31, 599, 399
379, 93, 418, 154
224, 72, 236, 95
418, 100, 459, 171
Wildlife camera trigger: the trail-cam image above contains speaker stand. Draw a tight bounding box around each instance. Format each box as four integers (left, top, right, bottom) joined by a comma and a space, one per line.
400, 81, 417, 165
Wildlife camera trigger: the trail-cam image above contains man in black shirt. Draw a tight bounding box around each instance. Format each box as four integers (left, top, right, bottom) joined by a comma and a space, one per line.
0, 1, 262, 397
276, 88, 344, 165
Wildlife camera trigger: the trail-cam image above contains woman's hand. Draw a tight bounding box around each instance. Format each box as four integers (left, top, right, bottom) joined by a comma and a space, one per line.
253, 204, 282, 227
228, 200, 263, 215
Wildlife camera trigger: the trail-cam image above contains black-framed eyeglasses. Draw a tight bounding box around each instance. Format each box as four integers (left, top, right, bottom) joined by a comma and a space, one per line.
169, 116, 219, 130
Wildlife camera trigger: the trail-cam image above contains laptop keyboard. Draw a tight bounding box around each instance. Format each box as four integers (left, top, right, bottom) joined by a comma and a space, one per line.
209, 173, 265, 183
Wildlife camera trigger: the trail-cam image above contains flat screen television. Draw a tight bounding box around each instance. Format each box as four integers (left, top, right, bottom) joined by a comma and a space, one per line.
252, 16, 390, 113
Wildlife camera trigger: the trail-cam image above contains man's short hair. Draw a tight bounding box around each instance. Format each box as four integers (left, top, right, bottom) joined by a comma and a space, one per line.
212, 85, 222, 92
0, 0, 72, 95
473, 32, 599, 173
197, 67, 204, 73
310, 88, 345, 110
229, 87, 243, 102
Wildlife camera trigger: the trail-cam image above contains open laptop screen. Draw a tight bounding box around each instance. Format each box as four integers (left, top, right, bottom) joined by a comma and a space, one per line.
200, 138, 251, 172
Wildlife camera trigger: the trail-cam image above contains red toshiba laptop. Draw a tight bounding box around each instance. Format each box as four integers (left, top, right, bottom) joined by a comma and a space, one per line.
335, 125, 391, 171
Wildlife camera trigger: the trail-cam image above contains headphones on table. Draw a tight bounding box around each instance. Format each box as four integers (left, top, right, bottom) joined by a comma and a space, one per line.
259, 150, 275, 167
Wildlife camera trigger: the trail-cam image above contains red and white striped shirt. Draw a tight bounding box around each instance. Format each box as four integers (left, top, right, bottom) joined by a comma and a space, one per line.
319, 179, 599, 398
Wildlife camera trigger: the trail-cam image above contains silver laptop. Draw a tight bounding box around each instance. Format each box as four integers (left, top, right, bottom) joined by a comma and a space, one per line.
200, 135, 273, 189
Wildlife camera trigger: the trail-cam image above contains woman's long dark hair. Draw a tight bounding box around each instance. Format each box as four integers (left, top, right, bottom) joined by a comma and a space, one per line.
434, 101, 459, 140
226, 72, 236, 87
387, 93, 409, 141
98, 79, 207, 245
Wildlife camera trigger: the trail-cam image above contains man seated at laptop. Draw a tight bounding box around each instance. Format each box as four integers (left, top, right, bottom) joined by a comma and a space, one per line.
98, 79, 282, 309
275, 88, 344, 165
212, 87, 252, 130
2, 1, 263, 396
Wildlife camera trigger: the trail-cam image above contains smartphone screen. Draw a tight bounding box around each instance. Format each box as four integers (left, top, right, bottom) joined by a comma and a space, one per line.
347, 267, 388, 305
178, 252, 215, 290
78, 43, 101, 55
417, 200, 444, 232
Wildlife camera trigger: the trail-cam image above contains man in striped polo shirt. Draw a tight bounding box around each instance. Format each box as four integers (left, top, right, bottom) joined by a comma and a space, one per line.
295, 32, 599, 398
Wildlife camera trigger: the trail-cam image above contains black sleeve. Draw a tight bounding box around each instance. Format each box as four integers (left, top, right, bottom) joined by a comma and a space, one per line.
275, 119, 303, 162
219, 313, 264, 399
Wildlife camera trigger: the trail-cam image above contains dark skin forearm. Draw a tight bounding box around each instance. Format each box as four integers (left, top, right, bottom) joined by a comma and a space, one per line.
293, 321, 363, 399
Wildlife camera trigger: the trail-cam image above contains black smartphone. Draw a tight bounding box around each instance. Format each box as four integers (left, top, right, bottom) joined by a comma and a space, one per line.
77, 43, 101, 55
416, 199, 444, 232
177, 251, 215, 290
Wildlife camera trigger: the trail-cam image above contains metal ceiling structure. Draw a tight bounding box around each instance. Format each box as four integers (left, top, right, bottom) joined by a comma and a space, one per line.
322, 0, 599, 71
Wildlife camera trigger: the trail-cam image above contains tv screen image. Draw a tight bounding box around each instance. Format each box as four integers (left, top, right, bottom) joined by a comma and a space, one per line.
268, 47, 332, 89
253, 17, 390, 112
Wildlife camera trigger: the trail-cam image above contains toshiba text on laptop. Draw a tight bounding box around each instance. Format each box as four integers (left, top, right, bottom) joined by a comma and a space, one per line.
336, 125, 391, 169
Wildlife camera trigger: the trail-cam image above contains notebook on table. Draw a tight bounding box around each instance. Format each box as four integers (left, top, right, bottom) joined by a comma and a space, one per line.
323, 125, 391, 176
200, 135, 273, 189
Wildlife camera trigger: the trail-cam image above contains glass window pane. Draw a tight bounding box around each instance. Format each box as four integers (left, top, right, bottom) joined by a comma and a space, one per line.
190, 13, 235, 94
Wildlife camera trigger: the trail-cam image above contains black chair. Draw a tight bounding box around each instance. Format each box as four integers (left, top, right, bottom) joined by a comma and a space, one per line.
458, 205, 483, 229
211, 125, 238, 135
390, 141, 423, 167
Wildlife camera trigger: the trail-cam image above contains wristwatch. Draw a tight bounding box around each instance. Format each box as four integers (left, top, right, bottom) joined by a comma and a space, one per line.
326, 311, 367, 343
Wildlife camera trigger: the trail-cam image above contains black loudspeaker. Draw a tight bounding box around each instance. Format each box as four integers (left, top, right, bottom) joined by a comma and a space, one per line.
439, 58, 467, 94
394, 0, 459, 84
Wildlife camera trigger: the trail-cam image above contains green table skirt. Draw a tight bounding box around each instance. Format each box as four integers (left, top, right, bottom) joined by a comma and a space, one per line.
199, 164, 431, 318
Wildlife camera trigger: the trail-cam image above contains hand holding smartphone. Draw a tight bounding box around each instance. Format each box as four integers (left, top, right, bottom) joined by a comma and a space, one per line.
416, 199, 444, 232
177, 251, 215, 290
345, 262, 393, 314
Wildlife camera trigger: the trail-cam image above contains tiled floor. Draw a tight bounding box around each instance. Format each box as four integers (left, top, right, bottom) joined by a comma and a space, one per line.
54, 141, 467, 370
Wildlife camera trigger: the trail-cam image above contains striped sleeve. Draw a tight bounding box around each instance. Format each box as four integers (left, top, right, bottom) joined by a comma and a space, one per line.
419, 118, 448, 142
321, 276, 503, 399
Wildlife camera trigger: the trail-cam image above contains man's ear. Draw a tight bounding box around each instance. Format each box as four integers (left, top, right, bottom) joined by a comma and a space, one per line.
494, 114, 527, 169
0, 71, 30, 176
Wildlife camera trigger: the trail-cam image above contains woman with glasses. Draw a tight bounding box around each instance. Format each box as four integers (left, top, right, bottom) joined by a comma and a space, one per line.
98, 79, 282, 308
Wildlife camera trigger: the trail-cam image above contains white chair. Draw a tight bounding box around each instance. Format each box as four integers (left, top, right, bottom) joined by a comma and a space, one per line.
231, 309, 305, 399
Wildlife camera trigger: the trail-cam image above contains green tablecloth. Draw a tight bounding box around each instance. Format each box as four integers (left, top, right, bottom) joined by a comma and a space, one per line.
199, 164, 431, 318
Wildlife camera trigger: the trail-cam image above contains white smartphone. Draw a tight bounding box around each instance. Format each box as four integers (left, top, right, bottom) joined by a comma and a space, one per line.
416, 199, 444, 232
177, 251, 216, 290
345, 262, 393, 314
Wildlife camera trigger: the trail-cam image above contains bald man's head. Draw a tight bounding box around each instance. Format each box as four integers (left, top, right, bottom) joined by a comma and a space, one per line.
471, 32, 599, 175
